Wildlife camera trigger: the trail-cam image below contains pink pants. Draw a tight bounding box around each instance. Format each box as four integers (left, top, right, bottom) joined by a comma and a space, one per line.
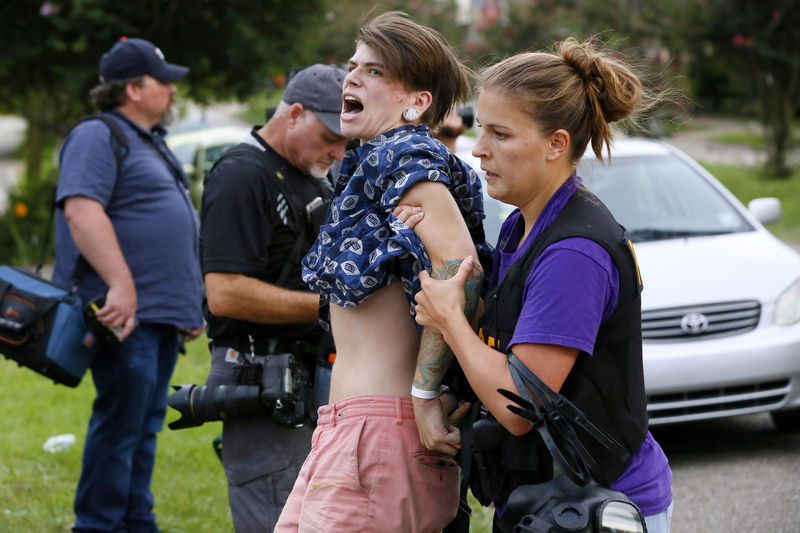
274, 395, 460, 533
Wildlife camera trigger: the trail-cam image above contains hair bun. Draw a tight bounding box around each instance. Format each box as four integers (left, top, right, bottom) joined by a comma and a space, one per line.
560, 38, 640, 124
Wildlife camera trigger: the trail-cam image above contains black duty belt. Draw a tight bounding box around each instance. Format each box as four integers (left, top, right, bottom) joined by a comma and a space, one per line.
213, 336, 296, 356
213, 336, 330, 360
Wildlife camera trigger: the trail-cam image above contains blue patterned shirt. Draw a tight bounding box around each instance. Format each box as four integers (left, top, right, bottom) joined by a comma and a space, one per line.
302, 125, 491, 323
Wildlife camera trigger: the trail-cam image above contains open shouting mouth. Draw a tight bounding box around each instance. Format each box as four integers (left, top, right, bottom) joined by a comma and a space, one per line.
342, 94, 364, 118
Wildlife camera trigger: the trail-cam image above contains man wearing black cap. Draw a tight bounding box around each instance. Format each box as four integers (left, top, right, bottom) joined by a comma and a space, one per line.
198, 64, 347, 531
52, 37, 204, 532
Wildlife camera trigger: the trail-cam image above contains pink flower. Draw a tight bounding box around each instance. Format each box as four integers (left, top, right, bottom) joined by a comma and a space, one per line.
39, 1, 59, 16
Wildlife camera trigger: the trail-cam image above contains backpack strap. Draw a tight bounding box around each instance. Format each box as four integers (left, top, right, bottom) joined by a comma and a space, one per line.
75, 113, 130, 176
216, 143, 326, 286
37, 114, 130, 278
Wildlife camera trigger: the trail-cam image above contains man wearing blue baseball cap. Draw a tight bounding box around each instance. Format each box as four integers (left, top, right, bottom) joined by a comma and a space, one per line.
53, 37, 204, 532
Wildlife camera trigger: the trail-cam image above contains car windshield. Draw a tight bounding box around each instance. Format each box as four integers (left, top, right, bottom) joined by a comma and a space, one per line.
578, 154, 754, 242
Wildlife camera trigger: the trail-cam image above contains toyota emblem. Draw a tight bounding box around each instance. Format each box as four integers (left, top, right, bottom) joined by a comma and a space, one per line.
680, 312, 709, 335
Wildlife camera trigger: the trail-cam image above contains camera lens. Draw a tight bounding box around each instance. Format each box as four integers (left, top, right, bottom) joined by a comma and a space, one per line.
167, 383, 265, 430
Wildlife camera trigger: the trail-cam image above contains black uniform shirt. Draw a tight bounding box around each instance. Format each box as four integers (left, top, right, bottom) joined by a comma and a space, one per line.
200, 127, 327, 348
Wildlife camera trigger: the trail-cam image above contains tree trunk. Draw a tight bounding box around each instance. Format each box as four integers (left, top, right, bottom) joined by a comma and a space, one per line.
761, 72, 791, 179
20, 89, 51, 188
22, 113, 43, 187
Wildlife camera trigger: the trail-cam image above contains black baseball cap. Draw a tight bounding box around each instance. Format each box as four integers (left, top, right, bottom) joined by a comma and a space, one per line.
282, 64, 346, 136
100, 37, 189, 82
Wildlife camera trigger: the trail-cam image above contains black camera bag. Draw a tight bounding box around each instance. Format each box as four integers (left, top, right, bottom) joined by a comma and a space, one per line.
0, 114, 130, 388
0, 266, 98, 387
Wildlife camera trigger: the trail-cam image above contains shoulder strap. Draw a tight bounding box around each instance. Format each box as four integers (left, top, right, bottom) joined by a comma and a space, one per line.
222, 144, 319, 227
76, 113, 130, 176
214, 143, 322, 287
37, 114, 129, 277
85, 113, 183, 184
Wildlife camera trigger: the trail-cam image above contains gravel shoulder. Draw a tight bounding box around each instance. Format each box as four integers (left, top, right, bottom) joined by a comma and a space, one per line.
664, 116, 800, 167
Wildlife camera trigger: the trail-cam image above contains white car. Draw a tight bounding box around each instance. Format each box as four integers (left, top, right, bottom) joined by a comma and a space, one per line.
458, 135, 800, 429
166, 126, 249, 206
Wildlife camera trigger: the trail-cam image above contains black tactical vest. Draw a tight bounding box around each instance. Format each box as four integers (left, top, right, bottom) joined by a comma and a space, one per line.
476, 186, 648, 494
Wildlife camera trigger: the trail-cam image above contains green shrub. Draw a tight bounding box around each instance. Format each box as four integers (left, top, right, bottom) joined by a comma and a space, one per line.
0, 141, 59, 266
703, 163, 800, 243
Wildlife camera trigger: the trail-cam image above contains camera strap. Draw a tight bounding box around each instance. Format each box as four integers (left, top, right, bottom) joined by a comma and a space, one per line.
502, 353, 631, 486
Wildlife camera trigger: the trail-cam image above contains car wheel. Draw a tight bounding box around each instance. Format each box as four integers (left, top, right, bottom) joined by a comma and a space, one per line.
770, 408, 800, 432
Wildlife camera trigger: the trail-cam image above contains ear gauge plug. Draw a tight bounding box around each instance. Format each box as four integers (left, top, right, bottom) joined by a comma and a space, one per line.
403, 108, 420, 121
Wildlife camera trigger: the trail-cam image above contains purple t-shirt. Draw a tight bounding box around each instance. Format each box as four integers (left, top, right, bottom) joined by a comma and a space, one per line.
493, 175, 672, 515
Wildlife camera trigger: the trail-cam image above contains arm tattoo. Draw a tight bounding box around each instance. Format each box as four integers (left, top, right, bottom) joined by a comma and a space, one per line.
413, 258, 484, 391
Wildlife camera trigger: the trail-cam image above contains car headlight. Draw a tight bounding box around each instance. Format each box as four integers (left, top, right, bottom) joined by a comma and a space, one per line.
775, 278, 800, 325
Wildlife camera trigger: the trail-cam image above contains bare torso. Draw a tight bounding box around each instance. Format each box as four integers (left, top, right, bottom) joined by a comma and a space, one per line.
328, 282, 420, 403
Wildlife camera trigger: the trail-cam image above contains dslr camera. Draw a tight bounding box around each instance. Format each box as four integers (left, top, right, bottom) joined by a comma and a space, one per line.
167, 352, 313, 430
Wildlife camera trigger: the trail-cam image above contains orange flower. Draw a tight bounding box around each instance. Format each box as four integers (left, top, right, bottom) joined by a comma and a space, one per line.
14, 202, 29, 219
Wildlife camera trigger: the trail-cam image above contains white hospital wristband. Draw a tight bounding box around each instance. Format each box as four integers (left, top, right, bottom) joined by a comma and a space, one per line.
411, 384, 449, 399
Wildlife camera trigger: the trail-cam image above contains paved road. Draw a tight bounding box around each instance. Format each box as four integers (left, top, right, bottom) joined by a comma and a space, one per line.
169, 101, 250, 133
665, 116, 800, 168
652, 414, 800, 533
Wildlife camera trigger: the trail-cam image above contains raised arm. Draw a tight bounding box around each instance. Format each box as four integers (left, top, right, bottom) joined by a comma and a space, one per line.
399, 181, 484, 454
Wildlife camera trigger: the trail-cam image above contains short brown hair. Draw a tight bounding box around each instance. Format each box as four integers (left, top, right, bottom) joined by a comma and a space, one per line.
479, 38, 650, 163
357, 11, 472, 127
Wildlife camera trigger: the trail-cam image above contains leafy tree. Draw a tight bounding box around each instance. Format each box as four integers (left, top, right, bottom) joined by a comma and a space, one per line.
460, 0, 692, 136
304, 1, 467, 71
689, 0, 799, 178
0, 0, 325, 264
463, 0, 579, 60
0, 0, 326, 178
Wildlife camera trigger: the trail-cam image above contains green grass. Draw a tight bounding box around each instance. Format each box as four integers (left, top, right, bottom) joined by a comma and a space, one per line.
708, 131, 800, 150
710, 131, 799, 150
0, 335, 231, 533
0, 336, 495, 532
708, 132, 767, 149
702, 163, 800, 243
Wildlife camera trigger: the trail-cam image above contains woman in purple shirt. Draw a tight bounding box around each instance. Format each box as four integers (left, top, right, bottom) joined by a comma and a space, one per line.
404, 38, 673, 532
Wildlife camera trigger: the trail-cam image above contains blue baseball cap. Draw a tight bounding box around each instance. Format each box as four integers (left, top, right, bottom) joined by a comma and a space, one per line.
100, 37, 189, 82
